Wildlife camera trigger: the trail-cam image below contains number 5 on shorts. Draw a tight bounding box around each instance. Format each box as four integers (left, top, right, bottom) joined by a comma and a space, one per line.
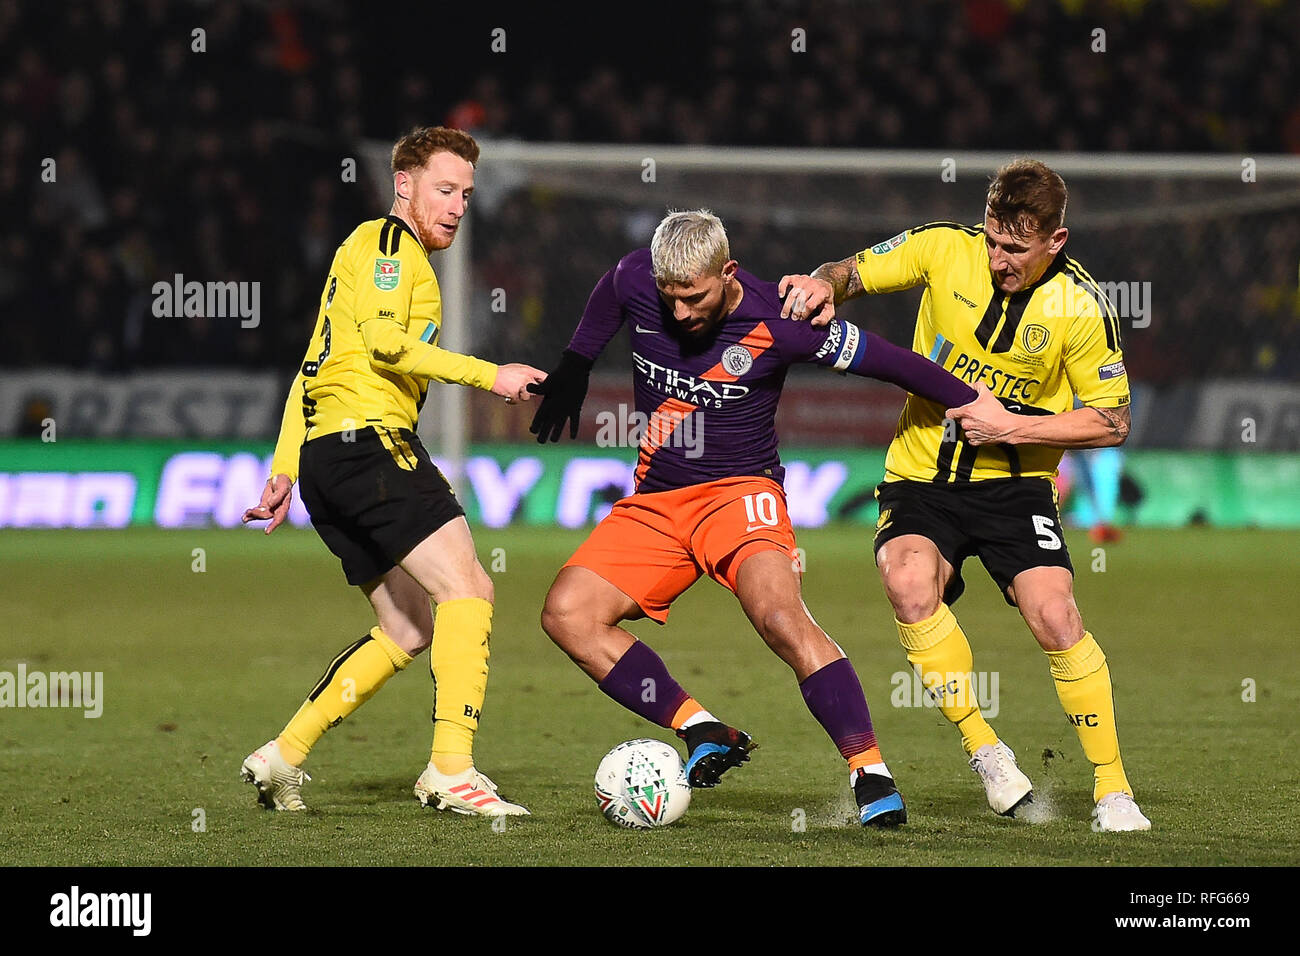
1032, 514, 1062, 550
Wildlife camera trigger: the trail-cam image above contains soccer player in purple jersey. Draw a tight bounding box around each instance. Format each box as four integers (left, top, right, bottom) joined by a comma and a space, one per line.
527, 210, 1008, 826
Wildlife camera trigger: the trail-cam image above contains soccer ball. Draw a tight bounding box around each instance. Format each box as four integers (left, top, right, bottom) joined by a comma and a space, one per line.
594, 738, 692, 829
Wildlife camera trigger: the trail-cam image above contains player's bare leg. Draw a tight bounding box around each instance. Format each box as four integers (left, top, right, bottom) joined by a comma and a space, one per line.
541, 566, 753, 788
733, 549, 905, 826
1010, 567, 1149, 830
400, 517, 528, 816
540, 566, 639, 681
398, 517, 494, 603
877, 534, 1033, 815
876, 534, 949, 626
363, 565, 434, 657
733, 549, 839, 680
1007, 566, 1085, 652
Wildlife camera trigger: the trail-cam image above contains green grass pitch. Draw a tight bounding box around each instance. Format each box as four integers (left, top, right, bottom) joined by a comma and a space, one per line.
2, 525, 1296, 866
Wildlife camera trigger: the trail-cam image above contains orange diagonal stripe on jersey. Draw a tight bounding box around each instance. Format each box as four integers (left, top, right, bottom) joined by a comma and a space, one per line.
634, 397, 698, 484
700, 322, 775, 382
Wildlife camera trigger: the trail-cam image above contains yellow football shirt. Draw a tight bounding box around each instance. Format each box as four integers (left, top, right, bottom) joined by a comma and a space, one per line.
269, 215, 498, 481
855, 221, 1128, 483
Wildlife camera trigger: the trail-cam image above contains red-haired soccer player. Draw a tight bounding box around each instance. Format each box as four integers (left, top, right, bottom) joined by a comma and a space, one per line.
239, 127, 544, 815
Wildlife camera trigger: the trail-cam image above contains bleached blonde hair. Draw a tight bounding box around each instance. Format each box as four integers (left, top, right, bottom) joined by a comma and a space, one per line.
650, 209, 730, 284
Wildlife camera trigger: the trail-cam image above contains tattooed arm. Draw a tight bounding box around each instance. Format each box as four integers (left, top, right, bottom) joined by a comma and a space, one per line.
1088, 404, 1133, 445
778, 253, 865, 327
810, 255, 866, 305
947, 385, 1132, 448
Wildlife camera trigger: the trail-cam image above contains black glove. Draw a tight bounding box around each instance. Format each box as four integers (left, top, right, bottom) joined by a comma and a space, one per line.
527, 349, 594, 443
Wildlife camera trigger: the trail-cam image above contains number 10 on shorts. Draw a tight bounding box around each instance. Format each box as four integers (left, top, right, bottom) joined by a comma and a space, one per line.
743, 492, 779, 529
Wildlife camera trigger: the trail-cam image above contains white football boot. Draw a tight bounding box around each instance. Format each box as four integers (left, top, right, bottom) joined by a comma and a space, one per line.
414, 764, 530, 817
240, 740, 310, 811
968, 741, 1034, 816
1093, 791, 1152, 832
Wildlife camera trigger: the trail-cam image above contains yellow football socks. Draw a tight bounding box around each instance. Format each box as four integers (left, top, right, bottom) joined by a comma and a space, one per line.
1047, 632, 1132, 802
896, 604, 999, 756
278, 626, 412, 765
429, 597, 493, 775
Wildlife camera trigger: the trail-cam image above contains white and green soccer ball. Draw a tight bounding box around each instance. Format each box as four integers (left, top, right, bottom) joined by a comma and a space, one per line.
594, 738, 692, 829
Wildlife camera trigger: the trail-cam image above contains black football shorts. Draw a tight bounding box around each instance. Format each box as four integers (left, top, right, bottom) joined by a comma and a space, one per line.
298, 426, 465, 586
872, 476, 1073, 607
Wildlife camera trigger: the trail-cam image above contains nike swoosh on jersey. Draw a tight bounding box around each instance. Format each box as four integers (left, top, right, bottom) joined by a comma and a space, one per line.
634, 325, 661, 334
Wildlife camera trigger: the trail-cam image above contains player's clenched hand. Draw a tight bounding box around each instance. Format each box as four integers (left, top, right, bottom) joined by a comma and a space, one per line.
778, 275, 835, 326
492, 363, 547, 404
527, 349, 594, 443
946, 383, 1019, 446
242, 474, 294, 534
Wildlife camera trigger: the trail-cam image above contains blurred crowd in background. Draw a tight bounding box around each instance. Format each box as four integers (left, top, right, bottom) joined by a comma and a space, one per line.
4, 0, 1298, 383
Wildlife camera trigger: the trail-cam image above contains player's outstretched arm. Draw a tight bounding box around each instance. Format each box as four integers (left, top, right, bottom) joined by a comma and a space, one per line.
360, 317, 505, 390
493, 363, 547, 403
819, 324, 977, 410
242, 474, 294, 534
778, 255, 864, 326
947, 384, 1131, 448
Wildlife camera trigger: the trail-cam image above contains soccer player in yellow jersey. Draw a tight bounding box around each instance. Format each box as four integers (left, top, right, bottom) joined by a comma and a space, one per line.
779, 159, 1151, 831
238, 127, 545, 816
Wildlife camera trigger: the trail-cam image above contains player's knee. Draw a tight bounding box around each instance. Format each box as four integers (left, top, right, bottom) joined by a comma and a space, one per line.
540, 586, 581, 644
1022, 595, 1081, 649
881, 569, 942, 623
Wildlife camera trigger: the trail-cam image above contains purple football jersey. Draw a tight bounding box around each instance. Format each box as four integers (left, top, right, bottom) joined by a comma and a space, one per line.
567, 248, 975, 493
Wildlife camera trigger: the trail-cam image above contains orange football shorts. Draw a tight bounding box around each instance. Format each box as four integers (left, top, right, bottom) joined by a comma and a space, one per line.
563, 475, 799, 623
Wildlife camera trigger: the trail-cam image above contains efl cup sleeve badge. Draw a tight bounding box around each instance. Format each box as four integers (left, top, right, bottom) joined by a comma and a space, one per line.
870, 231, 909, 255
832, 321, 861, 371
1022, 324, 1050, 354
721, 344, 754, 376
374, 257, 401, 291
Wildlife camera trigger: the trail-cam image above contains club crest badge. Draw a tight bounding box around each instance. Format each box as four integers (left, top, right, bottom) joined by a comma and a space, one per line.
721, 345, 754, 376
875, 508, 893, 535
1022, 324, 1050, 354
